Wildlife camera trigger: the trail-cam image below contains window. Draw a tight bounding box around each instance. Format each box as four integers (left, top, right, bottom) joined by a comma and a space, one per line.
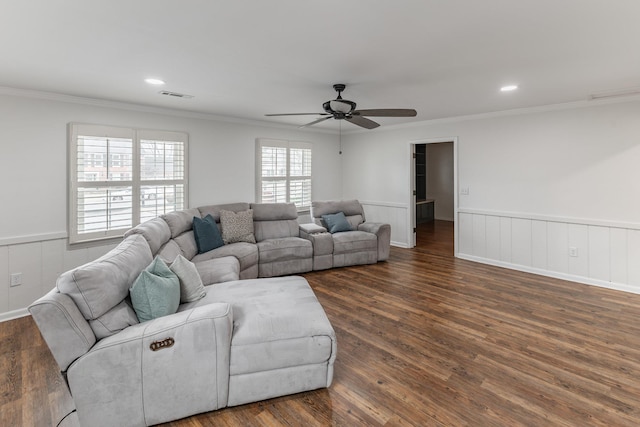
69, 123, 188, 244
256, 138, 312, 211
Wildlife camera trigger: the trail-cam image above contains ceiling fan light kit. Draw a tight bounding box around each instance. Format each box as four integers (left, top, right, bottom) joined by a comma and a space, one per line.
266, 83, 417, 129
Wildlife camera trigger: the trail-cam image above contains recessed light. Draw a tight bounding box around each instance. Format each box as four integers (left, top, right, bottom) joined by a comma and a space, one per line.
500, 85, 518, 92
145, 78, 165, 85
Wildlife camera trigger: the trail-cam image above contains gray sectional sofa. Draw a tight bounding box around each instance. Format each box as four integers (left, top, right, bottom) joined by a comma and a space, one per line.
28, 200, 389, 426
135, 202, 314, 283
303, 199, 391, 270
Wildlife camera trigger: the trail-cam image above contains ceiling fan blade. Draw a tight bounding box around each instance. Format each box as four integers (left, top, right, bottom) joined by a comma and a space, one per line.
265, 113, 330, 117
299, 116, 333, 128
346, 115, 380, 129
352, 109, 417, 117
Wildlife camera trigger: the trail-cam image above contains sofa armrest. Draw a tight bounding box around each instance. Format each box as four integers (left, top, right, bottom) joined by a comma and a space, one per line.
28, 288, 97, 372
68, 303, 233, 427
300, 229, 333, 254
299, 222, 327, 235
358, 222, 391, 261
300, 227, 334, 270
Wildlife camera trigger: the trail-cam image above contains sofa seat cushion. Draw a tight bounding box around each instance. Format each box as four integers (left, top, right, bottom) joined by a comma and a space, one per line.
191, 242, 259, 274
194, 256, 240, 285
179, 276, 335, 376
331, 230, 377, 254
256, 237, 312, 263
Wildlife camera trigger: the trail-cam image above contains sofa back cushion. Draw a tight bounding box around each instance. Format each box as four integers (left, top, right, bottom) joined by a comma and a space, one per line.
157, 240, 182, 264
311, 200, 365, 229
124, 217, 171, 255
198, 203, 251, 223
89, 300, 139, 340
162, 208, 200, 238
251, 203, 300, 241
57, 234, 152, 338
174, 230, 198, 259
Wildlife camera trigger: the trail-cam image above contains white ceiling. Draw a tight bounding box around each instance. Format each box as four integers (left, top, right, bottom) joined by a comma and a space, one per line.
2, 1, 639, 131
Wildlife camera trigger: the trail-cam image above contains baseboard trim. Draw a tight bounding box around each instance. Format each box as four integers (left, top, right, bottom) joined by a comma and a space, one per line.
0, 308, 30, 323
457, 253, 640, 295
391, 241, 411, 249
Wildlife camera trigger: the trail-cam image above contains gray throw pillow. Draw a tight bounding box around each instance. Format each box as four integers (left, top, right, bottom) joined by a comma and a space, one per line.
322, 211, 353, 233
220, 209, 256, 244
170, 254, 206, 303
129, 257, 180, 322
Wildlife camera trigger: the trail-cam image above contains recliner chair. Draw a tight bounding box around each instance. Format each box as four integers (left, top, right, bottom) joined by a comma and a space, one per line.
300, 199, 391, 270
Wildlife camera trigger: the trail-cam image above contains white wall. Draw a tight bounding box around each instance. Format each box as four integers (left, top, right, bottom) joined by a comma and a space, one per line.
0, 90, 342, 320
342, 98, 640, 293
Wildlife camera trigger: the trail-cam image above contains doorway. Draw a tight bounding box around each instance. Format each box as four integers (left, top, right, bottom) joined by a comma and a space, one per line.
409, 138, 457, 253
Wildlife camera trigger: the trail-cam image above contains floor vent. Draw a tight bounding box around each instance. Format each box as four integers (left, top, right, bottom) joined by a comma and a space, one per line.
158, 90, 194, 99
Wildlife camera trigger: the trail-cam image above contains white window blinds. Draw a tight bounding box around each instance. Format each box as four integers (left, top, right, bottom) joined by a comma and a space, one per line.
256, 139, 312, 210
69, 124, 188, 244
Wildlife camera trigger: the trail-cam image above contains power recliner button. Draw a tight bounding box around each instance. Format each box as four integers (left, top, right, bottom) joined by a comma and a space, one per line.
149, 337, 175, 351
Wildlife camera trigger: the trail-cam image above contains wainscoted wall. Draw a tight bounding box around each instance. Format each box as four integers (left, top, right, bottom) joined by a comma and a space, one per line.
458, 209, 640, 294
361, 201, 411, 248
0, 234, 116, 321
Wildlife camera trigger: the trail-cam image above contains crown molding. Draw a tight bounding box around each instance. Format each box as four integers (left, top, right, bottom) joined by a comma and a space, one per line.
0, 86, 335, 134
4, 85, 640, 136
343, 92, 640, 135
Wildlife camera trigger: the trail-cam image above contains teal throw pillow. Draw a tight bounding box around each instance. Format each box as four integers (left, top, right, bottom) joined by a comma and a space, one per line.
322, 212, 352, 233
130, 257, 180, 323
193, 214, 224, 254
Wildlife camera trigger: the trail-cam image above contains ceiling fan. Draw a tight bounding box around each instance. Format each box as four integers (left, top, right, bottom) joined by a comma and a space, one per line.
265, 84, 417, 129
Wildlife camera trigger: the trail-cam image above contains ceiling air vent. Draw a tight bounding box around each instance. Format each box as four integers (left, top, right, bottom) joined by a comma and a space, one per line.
158, 90, 194, 99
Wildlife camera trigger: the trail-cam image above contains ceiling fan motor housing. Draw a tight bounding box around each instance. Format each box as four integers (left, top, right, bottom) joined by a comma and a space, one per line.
323, 99, 357, 118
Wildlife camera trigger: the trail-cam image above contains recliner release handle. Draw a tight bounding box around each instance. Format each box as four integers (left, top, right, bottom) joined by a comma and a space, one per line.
150, 337, 175, 351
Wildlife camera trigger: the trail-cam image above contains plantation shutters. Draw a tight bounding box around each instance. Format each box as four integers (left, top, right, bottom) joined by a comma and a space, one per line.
256, 139, 312, 211
69, 123, 188, 244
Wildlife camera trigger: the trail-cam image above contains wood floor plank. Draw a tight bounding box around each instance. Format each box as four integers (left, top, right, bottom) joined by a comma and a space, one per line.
5, 220, 640, 426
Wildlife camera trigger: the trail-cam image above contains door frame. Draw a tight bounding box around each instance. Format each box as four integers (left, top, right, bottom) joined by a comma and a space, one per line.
408, 137, 458, 255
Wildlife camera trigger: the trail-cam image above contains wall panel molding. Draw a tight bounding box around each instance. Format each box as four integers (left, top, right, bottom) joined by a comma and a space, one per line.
0, 231, 68, 247
459, 208, 640, 231
457, 209, 640, 295
360, 201, 410, 248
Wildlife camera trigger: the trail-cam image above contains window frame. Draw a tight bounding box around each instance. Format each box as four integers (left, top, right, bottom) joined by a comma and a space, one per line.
68, 123, 188, 244
255, 138, 312, 212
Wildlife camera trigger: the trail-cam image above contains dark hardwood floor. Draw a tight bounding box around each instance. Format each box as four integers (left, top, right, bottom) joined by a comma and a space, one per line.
4, 220, 640, 426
